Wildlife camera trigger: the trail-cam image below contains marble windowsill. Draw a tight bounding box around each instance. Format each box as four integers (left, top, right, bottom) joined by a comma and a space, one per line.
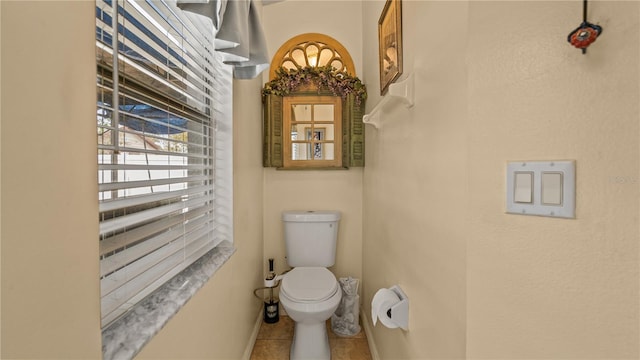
102, 241, 236, 360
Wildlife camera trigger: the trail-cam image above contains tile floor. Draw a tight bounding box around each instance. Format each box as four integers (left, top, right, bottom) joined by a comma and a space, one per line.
250, 315, 372, 360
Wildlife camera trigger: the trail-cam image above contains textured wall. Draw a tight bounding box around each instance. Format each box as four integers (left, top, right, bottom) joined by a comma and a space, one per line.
1, 2, 102, 358
361, 1, 469, 358
466, 1, 639, 358
361, 0, 638, 359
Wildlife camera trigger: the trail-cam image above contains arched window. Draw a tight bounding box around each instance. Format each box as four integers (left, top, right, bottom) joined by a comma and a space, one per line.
269, 33, 356, 78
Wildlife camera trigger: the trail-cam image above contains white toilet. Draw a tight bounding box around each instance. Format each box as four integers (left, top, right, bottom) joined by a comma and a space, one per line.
279, 210, 342, 360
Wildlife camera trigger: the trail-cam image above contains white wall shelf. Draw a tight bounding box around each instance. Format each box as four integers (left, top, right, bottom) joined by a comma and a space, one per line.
363, 73, 414, 129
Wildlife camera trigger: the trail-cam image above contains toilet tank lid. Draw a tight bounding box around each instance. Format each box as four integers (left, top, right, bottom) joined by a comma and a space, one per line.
282, 210, 341, 222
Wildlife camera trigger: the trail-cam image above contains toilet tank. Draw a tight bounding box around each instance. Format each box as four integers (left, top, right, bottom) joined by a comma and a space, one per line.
282, 210, 341, 267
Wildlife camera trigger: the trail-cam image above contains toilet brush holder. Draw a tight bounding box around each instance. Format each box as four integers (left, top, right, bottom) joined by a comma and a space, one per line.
253, 286, 280, 324
263, 258, 279, 323
263, 294, 279, 324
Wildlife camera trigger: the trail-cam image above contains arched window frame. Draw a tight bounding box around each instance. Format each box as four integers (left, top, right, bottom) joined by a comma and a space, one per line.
263, 33, 365, 169
268, 33, 356, 78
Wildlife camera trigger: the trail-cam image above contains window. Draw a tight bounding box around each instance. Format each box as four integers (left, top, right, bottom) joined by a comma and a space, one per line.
262, 33, 365, 169
96, 0, 232, 328
284, 96, 342, 168
268, 33, 356, 78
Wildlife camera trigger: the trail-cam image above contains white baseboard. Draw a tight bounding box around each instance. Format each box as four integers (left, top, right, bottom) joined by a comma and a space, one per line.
360, 309, 380, 360
242, 305, 264, 360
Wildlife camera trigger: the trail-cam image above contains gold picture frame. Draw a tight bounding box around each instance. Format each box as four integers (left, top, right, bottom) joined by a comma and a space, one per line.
378, 0, 403, 95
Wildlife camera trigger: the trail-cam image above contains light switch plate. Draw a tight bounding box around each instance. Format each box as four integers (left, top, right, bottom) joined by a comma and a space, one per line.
506, 160, 575, 218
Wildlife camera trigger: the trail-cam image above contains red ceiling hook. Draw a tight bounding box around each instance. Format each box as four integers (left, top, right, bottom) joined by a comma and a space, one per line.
567, 0, 603, 54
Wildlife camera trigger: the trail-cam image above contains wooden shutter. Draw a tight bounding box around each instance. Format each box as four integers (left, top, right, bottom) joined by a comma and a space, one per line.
343, 94, 365, 167
263, 94, 284, 167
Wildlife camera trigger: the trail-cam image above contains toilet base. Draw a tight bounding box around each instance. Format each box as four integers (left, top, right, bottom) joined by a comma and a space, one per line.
290, 321, 330, 360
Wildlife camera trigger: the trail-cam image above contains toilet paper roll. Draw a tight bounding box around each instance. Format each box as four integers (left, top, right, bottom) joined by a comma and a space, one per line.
371, 288, 400, 329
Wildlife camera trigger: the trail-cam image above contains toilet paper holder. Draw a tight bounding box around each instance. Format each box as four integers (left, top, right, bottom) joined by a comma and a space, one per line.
388, 285, 409, 330
373, 285, 409, 331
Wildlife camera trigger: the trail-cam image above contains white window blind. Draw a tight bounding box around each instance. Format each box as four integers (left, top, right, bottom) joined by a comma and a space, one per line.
96, 0, 232, 328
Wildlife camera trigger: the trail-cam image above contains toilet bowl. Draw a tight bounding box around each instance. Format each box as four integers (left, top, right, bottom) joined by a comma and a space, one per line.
279, 267, 342, 360
280, 210, 342, 359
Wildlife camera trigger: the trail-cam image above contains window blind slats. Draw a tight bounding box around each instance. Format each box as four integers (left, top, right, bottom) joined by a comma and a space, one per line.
101, 230, 216, 317
97, 145, 209, 159
96, 97, 212, 140
101, 246, 185, 317
96, 72, 211, 125
113, 108, 205, 137
141, 0, 215, 69
100, 234, 217, 326
97, 0, 227, 328
100, 204, 212, 256
112, 125, 205, 152
99, 163, 211, 171
96, 100, 210, 134
96, 1, 214, 111
100, 194, 212, 236
99, 175, 211, 192
115, 25, 213, 105
100, 213, 212, 277
101, 222, 213, 297
99, 185, 212, 214
99, 183, 212, 212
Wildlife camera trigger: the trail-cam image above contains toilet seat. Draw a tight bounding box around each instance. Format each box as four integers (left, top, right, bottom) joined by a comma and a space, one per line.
281, 267, 338, 303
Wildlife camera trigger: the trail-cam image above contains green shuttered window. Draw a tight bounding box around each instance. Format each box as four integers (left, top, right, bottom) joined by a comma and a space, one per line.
263, 92, 365, 169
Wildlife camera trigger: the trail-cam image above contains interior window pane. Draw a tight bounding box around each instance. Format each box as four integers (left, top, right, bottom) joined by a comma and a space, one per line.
292, 104, 312, 121
293, 124, 309, 139
309, 142, 323, 160
319, 125, 334, 141
292, 143, 311, 160
324, 143, 335, 160
314, 104, 334, 121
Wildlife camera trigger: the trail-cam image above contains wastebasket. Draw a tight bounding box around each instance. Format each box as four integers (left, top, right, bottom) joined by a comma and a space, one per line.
331, 277, 361, 336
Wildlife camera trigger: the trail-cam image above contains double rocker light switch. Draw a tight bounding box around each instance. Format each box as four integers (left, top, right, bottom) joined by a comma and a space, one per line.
506, 161, 575, 218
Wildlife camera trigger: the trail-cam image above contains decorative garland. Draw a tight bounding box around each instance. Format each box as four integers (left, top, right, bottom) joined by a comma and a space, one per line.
262, 66, 367, 105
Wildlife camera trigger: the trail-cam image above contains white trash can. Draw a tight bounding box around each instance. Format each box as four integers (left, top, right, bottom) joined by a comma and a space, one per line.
331, 277, 361, 336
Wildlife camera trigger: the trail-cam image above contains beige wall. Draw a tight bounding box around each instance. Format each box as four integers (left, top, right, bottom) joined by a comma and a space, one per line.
361, 0, 639, 359
1, 2, 4, 354
262, 0, 363, 75
262, 2, 364, 282
1, 1, 102, 358
262, 169, 363, 280
466, 2, 639, 358
361, 1, 468, 358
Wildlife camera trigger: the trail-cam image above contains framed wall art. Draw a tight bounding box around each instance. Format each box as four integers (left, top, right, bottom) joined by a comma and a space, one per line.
378, 0, 403, 95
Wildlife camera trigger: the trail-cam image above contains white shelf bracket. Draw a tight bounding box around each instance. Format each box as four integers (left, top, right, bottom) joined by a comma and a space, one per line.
363, 73, 414, 129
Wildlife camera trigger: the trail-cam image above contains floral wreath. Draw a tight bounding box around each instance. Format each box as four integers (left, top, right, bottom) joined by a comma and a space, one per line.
262, 66, 367, 105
